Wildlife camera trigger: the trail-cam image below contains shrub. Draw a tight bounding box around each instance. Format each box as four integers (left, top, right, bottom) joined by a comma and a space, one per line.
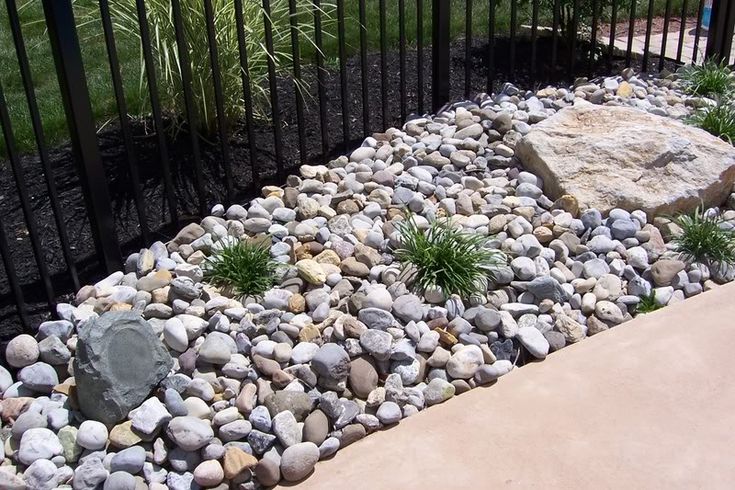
78, 0, 331, 134
394, 217, 506, 299
635, 291, 662, 314
688, 102, 735, 144
672, 206, 735, 266
203, 239, 278, 297
678, 60, 735, 98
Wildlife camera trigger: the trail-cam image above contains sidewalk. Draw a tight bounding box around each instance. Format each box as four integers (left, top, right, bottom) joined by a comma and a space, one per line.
284, 282, 735, 489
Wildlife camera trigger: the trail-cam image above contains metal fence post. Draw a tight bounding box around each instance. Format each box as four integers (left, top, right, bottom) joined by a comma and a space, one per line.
432, 0, 450, 112
706, 0, 735, 61
42, 0, 121, 272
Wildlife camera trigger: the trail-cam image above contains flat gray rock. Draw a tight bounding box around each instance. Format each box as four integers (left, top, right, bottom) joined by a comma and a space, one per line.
74, 311, 173, 424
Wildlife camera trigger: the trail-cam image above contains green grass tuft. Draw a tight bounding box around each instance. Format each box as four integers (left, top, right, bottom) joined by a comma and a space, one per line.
688, 102, 735, 144
394, 217, 506, 299
203, 239, 278, 298
672, 206, 735, 266
635, 291, 663, 314
678, 60, 735, 98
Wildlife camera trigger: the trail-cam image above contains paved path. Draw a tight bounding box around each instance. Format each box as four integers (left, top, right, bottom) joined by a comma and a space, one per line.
283, 282, 735, 489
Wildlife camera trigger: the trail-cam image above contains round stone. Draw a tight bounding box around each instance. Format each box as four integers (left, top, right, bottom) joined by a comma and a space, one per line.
77, 420, 109, 450
193, 460, 224, 487
280, 442, 320, 482
376, 401, 402, 425
18, 428, 63, 465
446, 345, 484, 379
166, 417, 214, 451
348, 356, 379, 398
6, 334, 39, 368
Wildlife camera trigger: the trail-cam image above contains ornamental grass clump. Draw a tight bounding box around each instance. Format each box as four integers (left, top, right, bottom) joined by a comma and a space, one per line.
635, 291, 663, 315
688, 102, 735, 144
204, 239, 278, 298
78, 0, 331, 133
394, 217, 506, 299
672, 206, 735, 266
679, 60, 735, 98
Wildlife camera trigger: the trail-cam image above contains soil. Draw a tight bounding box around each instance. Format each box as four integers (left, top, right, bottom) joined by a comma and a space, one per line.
0, 35, 677, 340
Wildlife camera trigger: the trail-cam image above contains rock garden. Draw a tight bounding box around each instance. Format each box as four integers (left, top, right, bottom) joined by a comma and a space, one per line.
2, 65, 735, 489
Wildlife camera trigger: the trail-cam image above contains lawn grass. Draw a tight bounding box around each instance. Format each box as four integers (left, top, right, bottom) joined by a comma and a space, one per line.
0, 0, 697, 156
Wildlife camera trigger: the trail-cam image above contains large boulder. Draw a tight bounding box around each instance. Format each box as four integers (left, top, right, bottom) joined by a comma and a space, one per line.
74, 311, 173, 425
516, 101, 735, 217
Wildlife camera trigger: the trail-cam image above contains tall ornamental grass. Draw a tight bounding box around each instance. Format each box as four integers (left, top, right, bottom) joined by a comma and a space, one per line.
78, 0, 332, 134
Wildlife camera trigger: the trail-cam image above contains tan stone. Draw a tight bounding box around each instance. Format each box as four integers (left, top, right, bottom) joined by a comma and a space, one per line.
617, 80, 633, 97
516, 102, 735, 216
296, 259, 326, 285
298, 324, 322, 343
314, 249, 341, 266
434, 328, 458, 347
288, 293, 306, 313
223, 447, 258, 480
109, 421, 143, 448
555, 315, 586, 343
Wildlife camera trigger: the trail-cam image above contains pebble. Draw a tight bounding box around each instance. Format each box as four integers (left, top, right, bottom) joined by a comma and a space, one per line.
280, 442, 320, 482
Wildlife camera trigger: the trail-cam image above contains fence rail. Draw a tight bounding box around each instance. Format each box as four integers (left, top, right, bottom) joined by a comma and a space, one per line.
1, 0, 734, 334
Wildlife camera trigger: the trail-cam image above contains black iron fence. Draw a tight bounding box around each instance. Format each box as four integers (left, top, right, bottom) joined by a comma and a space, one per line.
1, 0, 734, 334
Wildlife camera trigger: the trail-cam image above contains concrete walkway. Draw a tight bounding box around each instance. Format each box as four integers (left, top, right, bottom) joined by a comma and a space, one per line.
284, 283, 735, 489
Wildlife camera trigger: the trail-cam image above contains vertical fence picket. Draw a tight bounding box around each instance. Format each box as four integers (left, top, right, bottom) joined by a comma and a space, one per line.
510, 0, 517, 78
0, 81, 55, 310
432, 0, 450, 111
336, 0, 349, 151
607, 0, 618, 69
570, 0, 579, 76
626, 0, 637, 66
531, 0, 539, 81
170, 0, 206, 215
692, 0, 706, 63
262, 0, 285, 182
642, 0, 656, 70
380, 0, 389, 128
135, 0, 180, 223
676, 0, 689, 64
417, 0, 425, 114
465, 0, 473, 99
6, 0, 80, 290
204, 0, 234, 204
659, 0, 674, 71
234, 0, 259, 189
590, 0, 599, 75
43, 0, 121, 273
487, 0, 496, 94
312, 0, 329, 155
359, 0, 370, 134
288, 0, 307, 165
552, 0, 560, 69
399, 0, 407, 120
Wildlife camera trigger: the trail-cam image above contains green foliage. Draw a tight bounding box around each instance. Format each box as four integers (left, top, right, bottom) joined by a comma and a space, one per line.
688, 102, 735, 144
679, 60, 735, 98
203, 239, 278, 298
672, 206, 735, 266
635, 291, 662, 314
394, 217, 506, 299
76, 0, 332, 134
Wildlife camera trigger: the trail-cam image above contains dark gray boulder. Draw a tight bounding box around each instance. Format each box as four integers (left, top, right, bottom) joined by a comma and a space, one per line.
74, 311, 172, 425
